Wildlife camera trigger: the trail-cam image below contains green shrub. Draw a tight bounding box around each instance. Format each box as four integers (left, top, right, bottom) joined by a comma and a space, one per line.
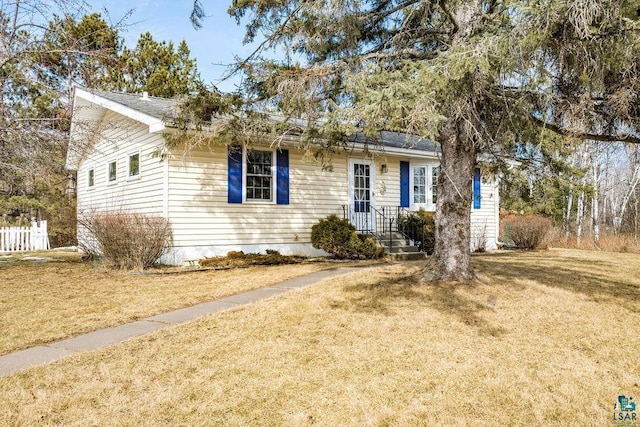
397, 209, 435, 254
311, 214, 382, 259
501, 214, 552, 249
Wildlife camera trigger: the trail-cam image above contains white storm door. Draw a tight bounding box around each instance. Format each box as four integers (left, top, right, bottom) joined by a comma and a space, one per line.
348, 159, 375, 232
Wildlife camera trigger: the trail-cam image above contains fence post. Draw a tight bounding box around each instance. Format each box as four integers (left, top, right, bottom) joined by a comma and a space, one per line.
31, 221, 37, 251
0, 221, 50, 253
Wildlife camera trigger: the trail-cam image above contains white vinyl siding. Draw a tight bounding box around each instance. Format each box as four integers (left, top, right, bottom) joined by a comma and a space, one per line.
470, 175, 499, 250
167, 145, 347, 255
74, 105, 502, 262
372, 158, 400, 208
76, 112, 165, 216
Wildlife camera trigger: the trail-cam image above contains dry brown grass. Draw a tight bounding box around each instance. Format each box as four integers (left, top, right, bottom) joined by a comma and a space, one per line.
0, 251, 362, 355
550, 230, 640, 253
1, 249, 639, 426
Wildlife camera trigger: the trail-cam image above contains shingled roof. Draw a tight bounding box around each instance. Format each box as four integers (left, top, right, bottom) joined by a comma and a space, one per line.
81, 89, 441, 151
68, 87, 442, 171
82, 88, 180, 120
349, 131, 440, 153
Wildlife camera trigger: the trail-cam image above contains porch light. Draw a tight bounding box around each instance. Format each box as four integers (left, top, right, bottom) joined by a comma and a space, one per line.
380, 163, 388, 174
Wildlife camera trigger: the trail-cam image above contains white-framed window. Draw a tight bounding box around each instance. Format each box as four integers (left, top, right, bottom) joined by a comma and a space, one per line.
411, 163, 439, 210
128, 152, 140, 178
244, 149, 274, 202
432, 166, 440, 204
413, 166, 427, 204
107, 160, 117, 183
87, 168, 95, 188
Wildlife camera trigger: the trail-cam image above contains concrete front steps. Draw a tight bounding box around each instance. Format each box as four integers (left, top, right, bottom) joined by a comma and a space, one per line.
377, 232, 426, 261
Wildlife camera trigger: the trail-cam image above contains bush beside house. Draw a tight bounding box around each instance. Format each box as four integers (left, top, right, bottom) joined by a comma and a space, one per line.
311, 215, 382, 260
78, 211, 173, 270
397, 210, 435, 254
500, 214, 552, 249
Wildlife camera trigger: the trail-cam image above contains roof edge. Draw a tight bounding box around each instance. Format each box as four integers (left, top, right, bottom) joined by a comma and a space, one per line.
74, 87, 166, 133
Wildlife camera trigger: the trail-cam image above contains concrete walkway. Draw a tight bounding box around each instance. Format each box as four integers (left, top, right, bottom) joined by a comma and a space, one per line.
0, 266, 364, 377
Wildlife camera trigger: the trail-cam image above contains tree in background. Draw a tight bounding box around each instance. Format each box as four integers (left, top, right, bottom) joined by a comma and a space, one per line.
502, 139, 640, 245
41, 12, 122, 104
187, 1, 640, 281
110, 33, 200, 98
0, 1, 201, 245
0, 1, 115, 244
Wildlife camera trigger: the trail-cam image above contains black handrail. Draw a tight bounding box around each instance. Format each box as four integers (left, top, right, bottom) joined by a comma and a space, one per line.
341, 205, 428, 252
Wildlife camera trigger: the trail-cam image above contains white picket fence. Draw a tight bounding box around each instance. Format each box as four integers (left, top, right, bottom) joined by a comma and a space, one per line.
0, 221, 50, 252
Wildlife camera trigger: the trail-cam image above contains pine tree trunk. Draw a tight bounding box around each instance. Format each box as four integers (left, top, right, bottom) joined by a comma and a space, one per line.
427, 118, 477, 283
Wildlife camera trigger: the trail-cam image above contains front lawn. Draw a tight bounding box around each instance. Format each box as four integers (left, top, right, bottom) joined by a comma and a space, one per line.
1, 249, 639, 426
0, 252, 365, 355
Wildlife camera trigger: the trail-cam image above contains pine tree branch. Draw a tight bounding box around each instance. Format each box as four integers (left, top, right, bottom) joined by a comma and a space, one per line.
438, 0, 459, 35
365, 0, 422, 29
530, 115, 640, 144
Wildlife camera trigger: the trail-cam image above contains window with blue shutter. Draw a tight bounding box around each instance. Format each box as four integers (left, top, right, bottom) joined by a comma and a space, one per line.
228, 145, 289, 204
227, 145, 243, 203
400, 161, 409, 208
276, 149, 289, 205
473, 168, 481, 209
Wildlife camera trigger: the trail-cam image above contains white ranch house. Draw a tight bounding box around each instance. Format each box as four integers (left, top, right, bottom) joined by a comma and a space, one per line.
67, 88, 501, 264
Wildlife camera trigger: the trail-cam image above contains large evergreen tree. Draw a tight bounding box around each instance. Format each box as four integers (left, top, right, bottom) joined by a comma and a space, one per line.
192, 0, 640, 282
109, 32, 201, 97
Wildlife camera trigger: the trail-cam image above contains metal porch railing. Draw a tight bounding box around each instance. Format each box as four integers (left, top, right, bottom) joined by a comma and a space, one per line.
341, 205, 428, 253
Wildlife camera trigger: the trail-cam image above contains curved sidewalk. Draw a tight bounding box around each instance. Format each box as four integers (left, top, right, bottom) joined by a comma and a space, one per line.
0, 266, 364, 377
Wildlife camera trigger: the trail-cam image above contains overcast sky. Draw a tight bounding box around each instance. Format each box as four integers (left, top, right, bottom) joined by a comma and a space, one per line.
85, 1, 260, 93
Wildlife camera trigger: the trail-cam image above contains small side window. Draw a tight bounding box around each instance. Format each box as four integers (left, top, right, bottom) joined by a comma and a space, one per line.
128, 153, 140, 177
87, 169, 95, 188
108, 160, 117, 183
431, 166, 440, 205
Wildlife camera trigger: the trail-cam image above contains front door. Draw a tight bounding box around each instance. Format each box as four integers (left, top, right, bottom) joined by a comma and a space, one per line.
348, 159, 375, 232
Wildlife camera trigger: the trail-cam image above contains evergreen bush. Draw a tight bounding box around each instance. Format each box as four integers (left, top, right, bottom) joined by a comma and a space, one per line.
311, 214, 382, 259
397, 210, 435, 254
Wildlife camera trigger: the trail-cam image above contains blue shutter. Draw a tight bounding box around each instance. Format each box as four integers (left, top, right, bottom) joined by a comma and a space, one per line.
228, 145, 242, 204
400, 161, 409, 208
473, 168, 481, 209
276, 149, 289, 205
